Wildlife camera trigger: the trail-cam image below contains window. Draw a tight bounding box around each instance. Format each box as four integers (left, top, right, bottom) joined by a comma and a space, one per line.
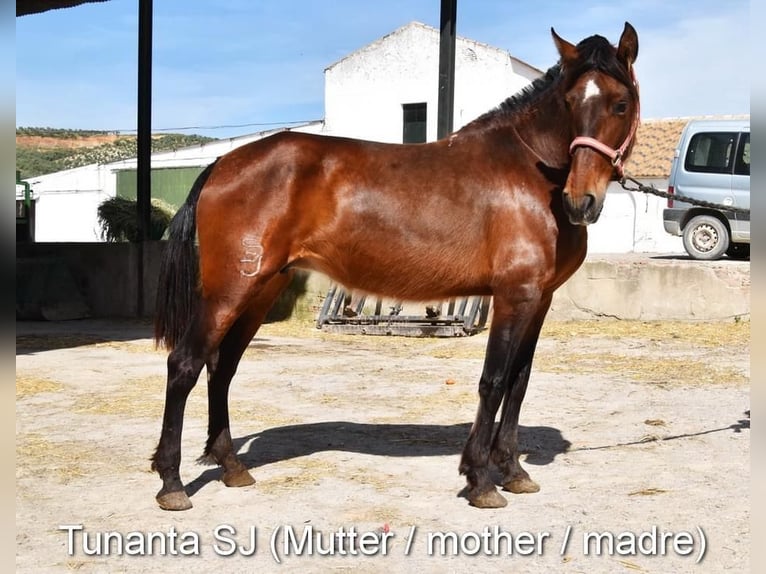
684, 132, 737, 174
734, 133, 750, 176
402, 103, 427, 143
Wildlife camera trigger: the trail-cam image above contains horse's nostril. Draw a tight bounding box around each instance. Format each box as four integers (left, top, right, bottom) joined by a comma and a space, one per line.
582, 193, 596, 213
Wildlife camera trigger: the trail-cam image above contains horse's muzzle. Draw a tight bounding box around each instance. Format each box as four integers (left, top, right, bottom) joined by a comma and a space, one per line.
562, 190, 603, 225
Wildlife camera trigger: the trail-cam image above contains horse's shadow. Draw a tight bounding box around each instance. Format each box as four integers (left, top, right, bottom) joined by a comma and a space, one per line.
185, 421, 571, 497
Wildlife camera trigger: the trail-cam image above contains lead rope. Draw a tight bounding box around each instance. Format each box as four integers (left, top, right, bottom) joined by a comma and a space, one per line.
618, 173, 750, 214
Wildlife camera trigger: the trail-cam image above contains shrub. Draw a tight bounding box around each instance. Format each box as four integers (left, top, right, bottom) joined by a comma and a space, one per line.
97, 196, 174, 242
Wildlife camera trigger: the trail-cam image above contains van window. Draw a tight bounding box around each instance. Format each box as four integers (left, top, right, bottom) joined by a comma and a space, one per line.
734, 133, 750, 176
684, 131, 737, 173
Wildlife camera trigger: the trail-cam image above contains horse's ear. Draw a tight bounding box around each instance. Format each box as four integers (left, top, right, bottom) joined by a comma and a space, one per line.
617, 22, 639, 67
551, 27, 578, 65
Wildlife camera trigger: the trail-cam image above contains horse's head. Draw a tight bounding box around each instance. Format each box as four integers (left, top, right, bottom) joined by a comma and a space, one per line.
553, 22, 639, 225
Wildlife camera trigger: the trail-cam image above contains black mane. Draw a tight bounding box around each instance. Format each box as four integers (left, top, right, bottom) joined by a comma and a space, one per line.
462, 64, 563, 129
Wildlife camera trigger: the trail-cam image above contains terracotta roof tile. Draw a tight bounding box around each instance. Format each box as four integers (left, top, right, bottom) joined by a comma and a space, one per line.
624, 115, 749, 179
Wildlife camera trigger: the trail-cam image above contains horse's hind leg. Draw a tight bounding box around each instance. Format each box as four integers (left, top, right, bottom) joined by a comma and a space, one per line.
152, 299, 237, 511
202, 272, 293, 488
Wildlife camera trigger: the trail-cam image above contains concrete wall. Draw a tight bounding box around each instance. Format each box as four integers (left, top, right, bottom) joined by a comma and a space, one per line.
304, 258, 750, 323
548, 255, 750, 321
16, 243, 749, 323
17, 241, 165, 319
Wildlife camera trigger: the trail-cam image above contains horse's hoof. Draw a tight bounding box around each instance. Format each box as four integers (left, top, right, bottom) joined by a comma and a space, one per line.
468, 488, 508, 508
503, 477, 540, 494
156, 490, 193, 511
222, 469, 256, 488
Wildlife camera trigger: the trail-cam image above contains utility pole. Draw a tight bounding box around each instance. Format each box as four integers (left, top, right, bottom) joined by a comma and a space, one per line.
437, 0, 457, 140
136, 0, 153, 316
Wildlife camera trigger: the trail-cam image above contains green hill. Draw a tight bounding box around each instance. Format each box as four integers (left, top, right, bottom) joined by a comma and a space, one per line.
16, 128, 217, 178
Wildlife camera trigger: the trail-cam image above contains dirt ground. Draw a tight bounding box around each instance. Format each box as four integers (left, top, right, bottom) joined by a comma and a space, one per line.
16, 316, 750, 573
15, 134, 124, 149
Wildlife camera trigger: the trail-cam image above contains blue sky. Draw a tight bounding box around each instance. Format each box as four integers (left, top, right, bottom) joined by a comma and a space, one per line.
16, 0, 750, 138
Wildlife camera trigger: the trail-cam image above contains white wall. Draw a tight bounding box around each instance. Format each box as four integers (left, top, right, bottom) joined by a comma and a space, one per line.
26, 165, 114, 242
453, 43, 539, 129
324, 22, 539, 142
588, 180, 683, 254
34, 190, 111, 242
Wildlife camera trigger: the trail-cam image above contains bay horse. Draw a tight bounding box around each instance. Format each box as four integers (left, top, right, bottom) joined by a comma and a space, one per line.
152, 23, 639, 510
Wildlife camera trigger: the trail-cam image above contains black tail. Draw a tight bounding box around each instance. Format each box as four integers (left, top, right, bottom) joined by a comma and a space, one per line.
154, 160, 219, 350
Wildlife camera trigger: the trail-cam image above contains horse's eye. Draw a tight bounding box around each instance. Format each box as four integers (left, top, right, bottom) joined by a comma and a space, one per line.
613, 101, 629, 115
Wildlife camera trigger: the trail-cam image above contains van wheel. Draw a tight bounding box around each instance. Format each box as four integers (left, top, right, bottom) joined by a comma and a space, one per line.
726, 243, 750, 260
682, 215, 730, 260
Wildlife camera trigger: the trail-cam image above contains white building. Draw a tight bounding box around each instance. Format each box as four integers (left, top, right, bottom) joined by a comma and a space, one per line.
21, 122, 325, 242
19, 21, 684, 253
324, 21, 540, 142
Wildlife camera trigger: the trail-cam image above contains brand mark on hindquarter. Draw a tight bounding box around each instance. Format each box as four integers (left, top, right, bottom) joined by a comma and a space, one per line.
240, 237, 263, 277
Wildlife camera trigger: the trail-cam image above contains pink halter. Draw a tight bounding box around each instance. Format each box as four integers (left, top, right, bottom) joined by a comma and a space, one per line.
568, 67, 640, 179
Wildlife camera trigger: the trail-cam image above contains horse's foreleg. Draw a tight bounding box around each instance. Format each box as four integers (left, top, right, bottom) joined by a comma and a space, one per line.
491, 361, 539, 494
490, 297, 551, 495
459, 293, 540, 508
202, 272, 293, 488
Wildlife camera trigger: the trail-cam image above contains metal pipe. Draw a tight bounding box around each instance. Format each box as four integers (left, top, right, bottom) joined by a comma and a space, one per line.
437, 0, 457, 140
136, 0, 153, 315
16, 170, 31, 209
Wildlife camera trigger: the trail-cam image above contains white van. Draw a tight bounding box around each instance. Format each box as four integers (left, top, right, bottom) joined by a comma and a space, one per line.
662, 118, 750, 260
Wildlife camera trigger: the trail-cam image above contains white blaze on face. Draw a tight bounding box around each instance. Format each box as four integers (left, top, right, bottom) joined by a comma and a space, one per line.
582, 78, 601, 102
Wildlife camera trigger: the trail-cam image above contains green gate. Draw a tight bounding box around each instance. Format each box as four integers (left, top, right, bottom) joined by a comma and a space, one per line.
116, 166, 206, 210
